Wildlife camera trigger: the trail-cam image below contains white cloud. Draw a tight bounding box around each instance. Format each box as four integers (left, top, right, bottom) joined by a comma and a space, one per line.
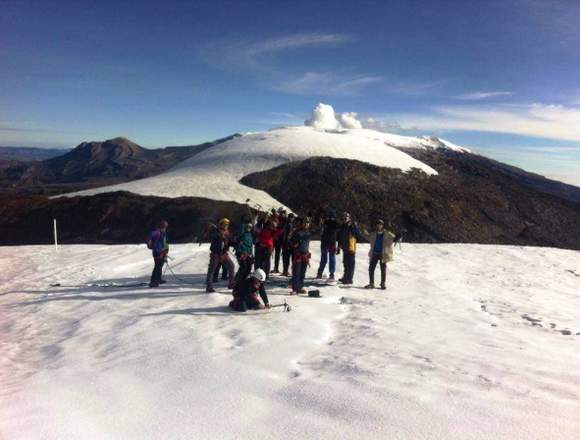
337, 112, 362, 129
456, 91, 514, 100
237, 33, 351, 57
209, 33, 351, 69
304, 103, 363, 130
381, 103, 580, 142
361, 117, 404, 132
275, 72, 383, 96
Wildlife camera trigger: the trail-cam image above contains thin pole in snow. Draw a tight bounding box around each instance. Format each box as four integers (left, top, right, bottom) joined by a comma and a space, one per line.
53, 218, 58, 251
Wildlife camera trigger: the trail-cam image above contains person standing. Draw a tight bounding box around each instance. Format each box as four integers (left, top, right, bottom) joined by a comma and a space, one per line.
206, 218, 236, 293
148, 220, 169, 288
289, 217, 311, 294
337, 212, 364, 285
362, 219, 395, 290
254, 219, 279, 279
272, 207, 287, 274
281, 212, 295, 276
317, 211, 339, 280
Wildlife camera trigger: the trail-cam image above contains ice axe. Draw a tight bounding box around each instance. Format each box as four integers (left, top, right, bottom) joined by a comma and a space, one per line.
269, 299, 291, 312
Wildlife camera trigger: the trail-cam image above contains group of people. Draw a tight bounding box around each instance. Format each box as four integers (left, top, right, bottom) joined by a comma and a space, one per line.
147, 208, 400, 312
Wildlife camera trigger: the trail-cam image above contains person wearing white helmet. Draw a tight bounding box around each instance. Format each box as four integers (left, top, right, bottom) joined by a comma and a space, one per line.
228, 268, 270, 312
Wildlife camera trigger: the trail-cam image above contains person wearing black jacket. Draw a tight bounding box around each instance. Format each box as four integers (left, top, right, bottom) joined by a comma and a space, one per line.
206, 218, 236, 293
337, 212, 364, 285
272, 208, 288, 274
316, 212, 339, 280
289, 217, 311, 294
280, 212, 295, 276
229, 269, 270, 312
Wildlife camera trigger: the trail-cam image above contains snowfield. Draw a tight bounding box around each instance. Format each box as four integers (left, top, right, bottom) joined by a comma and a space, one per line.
64, 125, 459, 208
1, 243, 579, 439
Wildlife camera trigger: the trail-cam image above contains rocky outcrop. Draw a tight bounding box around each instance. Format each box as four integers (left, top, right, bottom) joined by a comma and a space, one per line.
240, 152, 580, 250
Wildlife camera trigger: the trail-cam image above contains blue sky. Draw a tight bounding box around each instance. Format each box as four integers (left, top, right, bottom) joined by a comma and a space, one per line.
1, 0, 579, 185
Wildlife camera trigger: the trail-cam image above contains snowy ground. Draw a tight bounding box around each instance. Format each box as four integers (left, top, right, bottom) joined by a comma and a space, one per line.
1, 243, 580, 439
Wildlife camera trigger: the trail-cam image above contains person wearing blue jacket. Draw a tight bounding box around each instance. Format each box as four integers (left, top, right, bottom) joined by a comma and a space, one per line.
148, 220, 169, 288
234, 221, 255, 286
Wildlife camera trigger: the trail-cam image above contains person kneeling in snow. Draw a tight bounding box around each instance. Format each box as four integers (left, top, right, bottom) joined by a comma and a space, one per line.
229, 269, 270, 312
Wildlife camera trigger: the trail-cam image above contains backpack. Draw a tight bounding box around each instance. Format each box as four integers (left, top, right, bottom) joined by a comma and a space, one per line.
146, 231, 154, 249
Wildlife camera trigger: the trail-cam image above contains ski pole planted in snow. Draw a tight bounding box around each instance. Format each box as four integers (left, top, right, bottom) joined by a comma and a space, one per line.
53, 218, 58, 251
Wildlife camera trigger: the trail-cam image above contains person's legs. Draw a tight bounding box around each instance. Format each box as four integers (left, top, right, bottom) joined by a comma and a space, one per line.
344, 253, 355, 284
328, 249, 336, 278
221, 262, 229, 280
273, 243, 282, 273
224, 256, 235, 289
213, 262, 220, 283
368, 256, 378, 286
340, 252, 347, 281
282, 247, 290, 276
206, 254, 220, 290
380, 260, 387, 289
317, 245, 328, 277
298, 258, 308, 291
230, 297, 248, 312
150, 256, 164, 286
292, 259, 301, 292
246, 293, 262, 310
263, 249, 271, 279
255, 246, 264, 271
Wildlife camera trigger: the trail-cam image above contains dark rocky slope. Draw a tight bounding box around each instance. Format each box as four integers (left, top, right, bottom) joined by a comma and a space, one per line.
0, 191, 252, 245
240, 152, 580, 250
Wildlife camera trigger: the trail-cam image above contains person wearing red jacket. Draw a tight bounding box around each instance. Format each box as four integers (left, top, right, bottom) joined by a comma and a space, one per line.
254, 219, 280, 279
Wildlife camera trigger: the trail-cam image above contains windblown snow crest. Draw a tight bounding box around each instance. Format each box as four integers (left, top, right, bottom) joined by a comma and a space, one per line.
65, 104, 469, 208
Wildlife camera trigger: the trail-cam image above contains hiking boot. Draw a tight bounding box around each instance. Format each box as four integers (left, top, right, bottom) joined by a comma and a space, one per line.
206, 287, 215, 293
338, 277, 345, 283
364, 284, 375, 289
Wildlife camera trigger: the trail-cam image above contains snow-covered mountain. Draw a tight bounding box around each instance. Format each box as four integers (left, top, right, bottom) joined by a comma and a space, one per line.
65, 104, 468, 208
